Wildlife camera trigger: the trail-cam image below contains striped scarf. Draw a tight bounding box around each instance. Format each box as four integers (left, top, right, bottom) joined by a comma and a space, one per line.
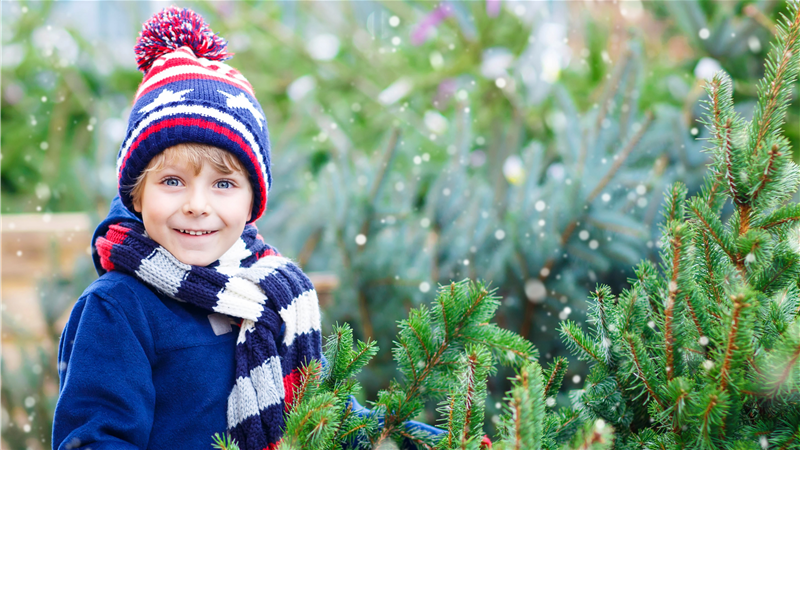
95, 220, 322, 449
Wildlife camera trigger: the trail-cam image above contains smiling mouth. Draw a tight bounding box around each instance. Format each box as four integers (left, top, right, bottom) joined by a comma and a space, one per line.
176, 229, 216, 236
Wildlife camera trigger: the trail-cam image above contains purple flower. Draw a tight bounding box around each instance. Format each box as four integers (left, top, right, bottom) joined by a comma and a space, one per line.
435, 78, 458, 106
411, 3, 454, 46
486, 0, 501, 18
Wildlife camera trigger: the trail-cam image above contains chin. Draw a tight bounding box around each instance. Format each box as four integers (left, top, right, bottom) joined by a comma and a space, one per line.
172, 250, 218, 267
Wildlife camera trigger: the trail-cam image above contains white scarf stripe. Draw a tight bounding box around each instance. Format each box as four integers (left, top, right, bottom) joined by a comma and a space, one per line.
215, 238, 251, 276
238, 255, 294, 283
213, 278, 266, 322
135, 247, 190, 296
227, 356, 285, 428
279, 289, 323, 348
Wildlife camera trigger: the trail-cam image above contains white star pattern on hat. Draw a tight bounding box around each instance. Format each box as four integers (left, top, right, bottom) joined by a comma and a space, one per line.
138, 88, 194, 113
218, 90, 265, 129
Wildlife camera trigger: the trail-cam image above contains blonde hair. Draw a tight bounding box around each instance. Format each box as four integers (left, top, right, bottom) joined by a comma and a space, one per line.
129, 143, 247, 208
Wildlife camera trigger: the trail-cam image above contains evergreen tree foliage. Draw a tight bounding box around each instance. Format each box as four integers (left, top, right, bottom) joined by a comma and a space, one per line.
211, 432, 239, 451
274, 280, 623, 450
281, 325, 380, 450
261, 36, 714, 425
559, 1, 800, 449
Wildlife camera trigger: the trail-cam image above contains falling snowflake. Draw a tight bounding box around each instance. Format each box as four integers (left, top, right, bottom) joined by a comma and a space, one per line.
503, 155, 525, 185
524, 279, 547, 303
307, 34, 340, 61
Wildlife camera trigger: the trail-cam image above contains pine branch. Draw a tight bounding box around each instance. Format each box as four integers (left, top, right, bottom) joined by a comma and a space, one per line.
699, 230, 724, 310
723, 119, 745, 207
403, 282, 493, 406
664, 224, 687, 381
749, 2, 800, 155
755, 203, 800, 230
540, 111, 654, 279
211, 432, 240, 450
684, 294, 705, 340
758, 324, 800, 394
543, 357, 569, 398
560, 321, 605, 364
750, 144, 782, 204
293, 360, 323, 408
623, 332, 665, 409
397, 428, 437, 450
718, 293, 749, 393
460, 351, 481, 449
499, 362, 547, 450
689, 199, 739, 266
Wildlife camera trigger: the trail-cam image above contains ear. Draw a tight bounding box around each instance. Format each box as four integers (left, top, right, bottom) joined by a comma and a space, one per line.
250, 192, 258, 218
132, 195, 142, 213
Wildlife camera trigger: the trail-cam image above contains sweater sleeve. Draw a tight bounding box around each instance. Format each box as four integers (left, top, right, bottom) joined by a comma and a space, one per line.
53, 286, 156, 450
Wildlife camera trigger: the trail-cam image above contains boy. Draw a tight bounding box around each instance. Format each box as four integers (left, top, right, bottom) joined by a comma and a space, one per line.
52, 7, 322, 450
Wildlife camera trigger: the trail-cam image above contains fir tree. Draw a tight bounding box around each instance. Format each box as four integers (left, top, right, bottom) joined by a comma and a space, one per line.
559, 1, 800, 449
271, 279, 615, 450
281, 325, 380, 450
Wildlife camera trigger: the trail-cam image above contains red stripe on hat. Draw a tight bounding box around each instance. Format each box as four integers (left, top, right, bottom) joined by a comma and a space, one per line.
120, 117, 267, 220
145, 53, 246, 80
135, 71, 254, 103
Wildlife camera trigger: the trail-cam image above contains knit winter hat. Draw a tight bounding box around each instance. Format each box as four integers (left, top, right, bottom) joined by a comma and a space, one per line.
117, 7, 271, 223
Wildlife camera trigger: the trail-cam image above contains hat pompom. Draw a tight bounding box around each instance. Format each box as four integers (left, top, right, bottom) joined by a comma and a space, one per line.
134, 7, 233, 73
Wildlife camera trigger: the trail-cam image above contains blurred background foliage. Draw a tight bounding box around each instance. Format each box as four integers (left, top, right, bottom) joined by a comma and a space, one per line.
2, 0, 798, 448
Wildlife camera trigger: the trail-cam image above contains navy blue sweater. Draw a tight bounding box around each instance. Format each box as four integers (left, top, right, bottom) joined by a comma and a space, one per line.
53, 199, 241, 450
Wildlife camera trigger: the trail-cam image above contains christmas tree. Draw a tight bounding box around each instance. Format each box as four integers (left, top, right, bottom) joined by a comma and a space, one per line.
282, 279, 541, 450
560, 0, 800, 449
217, 279, 605, 451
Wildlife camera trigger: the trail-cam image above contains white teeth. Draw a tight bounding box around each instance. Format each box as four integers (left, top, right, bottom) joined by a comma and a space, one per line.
179, 229, 212, 236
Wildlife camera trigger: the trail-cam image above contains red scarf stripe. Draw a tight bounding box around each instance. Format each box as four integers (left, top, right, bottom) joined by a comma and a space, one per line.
119, 116, 267, 221
282, 369, 303, 412
95, 224, 131, 272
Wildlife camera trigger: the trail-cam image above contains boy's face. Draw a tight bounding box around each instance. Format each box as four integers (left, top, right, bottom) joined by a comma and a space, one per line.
133, 157, 254, 267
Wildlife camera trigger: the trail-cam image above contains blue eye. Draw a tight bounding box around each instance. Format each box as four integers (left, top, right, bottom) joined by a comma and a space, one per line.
215, 180, 233, 189
163, 177, 181, 187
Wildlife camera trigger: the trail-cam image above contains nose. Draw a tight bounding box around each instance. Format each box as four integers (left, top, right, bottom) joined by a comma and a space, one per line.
182, 187, 211, 217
